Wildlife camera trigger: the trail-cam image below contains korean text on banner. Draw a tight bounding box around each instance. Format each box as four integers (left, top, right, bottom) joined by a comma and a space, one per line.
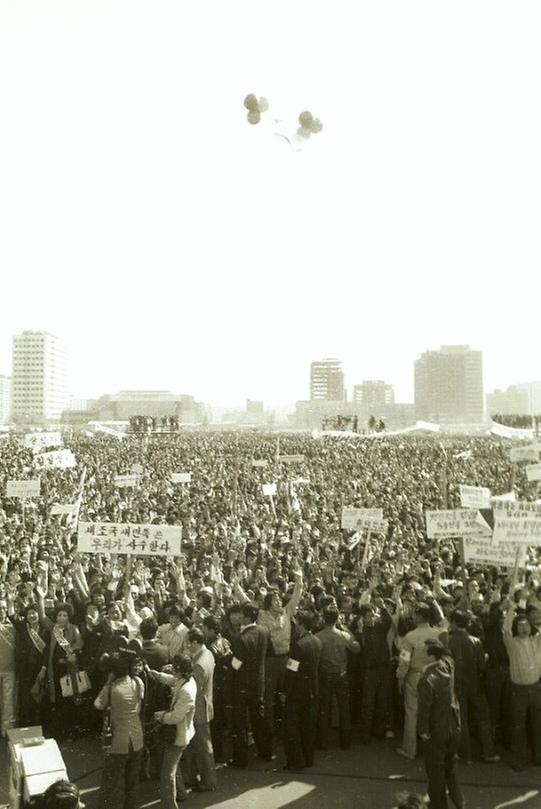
425, 509, 492, 539
262, 483, 277, 497
492, 501, 541, 546
526, 464, 541, 482
171, 473, 191, 484
114, 475, 139, 488
459, 485, 492, 509
7, 479, 41, 498
510, 446, 541, 464
463, 536, 526, 567
341, 507, 384, 531
78, 522, 182, 556
24, 432, 63, 452
278, 455, 305, 464
490, 421, 534, 441
34, 450, 77, 469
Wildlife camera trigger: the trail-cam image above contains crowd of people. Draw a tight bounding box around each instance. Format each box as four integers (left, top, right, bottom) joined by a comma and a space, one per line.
1, 430, 541, 809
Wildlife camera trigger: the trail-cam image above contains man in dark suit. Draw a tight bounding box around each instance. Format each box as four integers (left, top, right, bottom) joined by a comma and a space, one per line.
283, 611, 322, 770
448, 609, 499, 764
229, 602, 272, 767
417, 640, 464, 809
140, 618, 169, 670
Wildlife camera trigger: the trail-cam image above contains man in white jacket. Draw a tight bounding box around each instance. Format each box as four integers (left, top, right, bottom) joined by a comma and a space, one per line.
151, 655, 196, 809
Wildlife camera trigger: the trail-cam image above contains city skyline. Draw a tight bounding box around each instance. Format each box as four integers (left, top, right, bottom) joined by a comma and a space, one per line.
2, 331, 541, 417
1, 2, 540, 409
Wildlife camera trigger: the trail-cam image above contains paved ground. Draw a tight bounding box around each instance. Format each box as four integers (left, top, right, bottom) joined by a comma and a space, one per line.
2, 731, 541, 809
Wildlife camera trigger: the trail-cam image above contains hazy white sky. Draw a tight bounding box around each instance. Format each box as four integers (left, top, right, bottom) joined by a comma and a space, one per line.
1, 1, 540, 408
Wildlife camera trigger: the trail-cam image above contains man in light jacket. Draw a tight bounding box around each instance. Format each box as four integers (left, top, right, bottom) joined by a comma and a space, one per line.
151, 655, 196, 809
184, 629, 217, 791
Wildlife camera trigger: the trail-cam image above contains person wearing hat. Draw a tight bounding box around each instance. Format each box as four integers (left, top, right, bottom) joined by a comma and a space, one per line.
417, 639, 464, 809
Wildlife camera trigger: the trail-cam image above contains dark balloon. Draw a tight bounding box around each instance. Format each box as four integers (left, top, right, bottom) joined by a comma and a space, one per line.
298, 110, 314, 128
247, 109, 261, 125
243, 94, 259, 112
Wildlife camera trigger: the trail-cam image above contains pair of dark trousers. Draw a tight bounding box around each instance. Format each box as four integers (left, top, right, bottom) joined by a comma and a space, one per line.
283, 697, 317, 768
99, 743, 142, 809
160, 744, 187, 809
231, 691, 272, 766
264, 654, 288, 733
510, 683, 541, 767
486, 666, 512, 746
360, 664, 392, 742
423, 736, 464, 809
317, 670, 351, 749
456, 690, 495, 760
184, 721, 217, 789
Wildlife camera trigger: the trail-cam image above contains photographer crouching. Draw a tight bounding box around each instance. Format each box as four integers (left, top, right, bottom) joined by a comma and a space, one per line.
94, 649, 144, 809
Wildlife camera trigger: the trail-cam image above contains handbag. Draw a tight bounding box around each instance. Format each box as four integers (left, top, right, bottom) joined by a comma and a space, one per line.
76, 670, 92, 694
30, 674, 46, 704
60, 673, 74, 698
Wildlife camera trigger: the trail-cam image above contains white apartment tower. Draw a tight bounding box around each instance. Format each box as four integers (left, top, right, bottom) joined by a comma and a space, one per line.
0, 375, 11, 425
11, 331, 68, 424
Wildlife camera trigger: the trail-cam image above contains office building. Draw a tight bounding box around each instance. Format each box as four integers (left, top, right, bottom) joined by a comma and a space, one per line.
0, 375, 11, 425
310, 358, 345, 401
353, 380, 394, 411
11, 331, 68, 424
487, 382, 541, 417
414, 345, 483, 423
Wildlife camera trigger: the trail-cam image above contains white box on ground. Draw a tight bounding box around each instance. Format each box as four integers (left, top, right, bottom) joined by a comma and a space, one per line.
20, 738, 67, 803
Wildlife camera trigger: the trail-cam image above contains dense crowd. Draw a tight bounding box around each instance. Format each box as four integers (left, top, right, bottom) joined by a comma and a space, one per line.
1, 431, 541, 809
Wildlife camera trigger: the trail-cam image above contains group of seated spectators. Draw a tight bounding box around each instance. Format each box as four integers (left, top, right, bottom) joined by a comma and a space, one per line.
1, 429, 541, 805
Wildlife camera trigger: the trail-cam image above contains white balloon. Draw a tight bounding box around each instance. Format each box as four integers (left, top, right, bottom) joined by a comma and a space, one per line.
310, 118, 323, 133
296, 126, 311, 139
258, 97, 269, 113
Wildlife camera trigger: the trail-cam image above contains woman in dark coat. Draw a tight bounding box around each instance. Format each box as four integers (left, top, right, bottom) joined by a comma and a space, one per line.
43, 603, 83, 740
14, 604, 53, 727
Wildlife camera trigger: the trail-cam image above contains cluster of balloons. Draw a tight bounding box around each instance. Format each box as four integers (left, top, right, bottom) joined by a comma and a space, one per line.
296, 110, 323, 139
243, 93, 269, 125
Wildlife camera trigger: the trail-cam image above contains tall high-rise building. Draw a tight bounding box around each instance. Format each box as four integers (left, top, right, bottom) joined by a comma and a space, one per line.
0, 375, 11, 425
353, 380, 394, 410
310, 358, 345, 401
414, 345, 483, 423
11, 331, 68, 424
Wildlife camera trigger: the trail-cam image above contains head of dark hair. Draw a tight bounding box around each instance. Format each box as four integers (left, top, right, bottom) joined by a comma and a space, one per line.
111, 653, 131, 679
172, 654, 193, 679
168, 605, 183, 619
139, 618, 158, 640
53, 602, 73, 622
263, 590, 282, 611
295, 610, 314, 632
43, 780, 80, 809
322, 606, 339, 626
241, 602, 259, 624
198, 591, 212, 609
187, 628, 205, 645
202, 614, 221, 633
450, 609, 470, 630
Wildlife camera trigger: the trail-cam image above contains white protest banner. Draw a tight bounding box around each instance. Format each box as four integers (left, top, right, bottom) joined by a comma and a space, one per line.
24, 432, 63, 452
526, 464, 541, 483
278, 455, 305, 464
252, 460, 267, 468
490, 421, 534, 441
510, 446, 541, 463
171, 473, 192, 484
7, 479, 41, 498
463, 536, 527, 567
131, 463, 144, 475
114, 474, 140, 488
459, 485, 492, 510
51, 503, 77, 516
491, 492, 516, 503
262, 483, 277, 497
78, 522, 181, 556
294, 477, 311, 485
341, 507, 384, 531
88, 422, 126, 439
34, 449, 77, 469
425, 509, 492, 539
492, 501, 541, 546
